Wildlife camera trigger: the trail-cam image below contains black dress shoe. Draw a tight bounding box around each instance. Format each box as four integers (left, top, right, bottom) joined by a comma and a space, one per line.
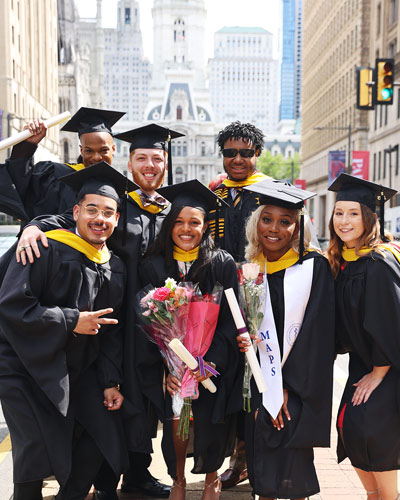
93, 489, 119, 500
121, 476, 171, 497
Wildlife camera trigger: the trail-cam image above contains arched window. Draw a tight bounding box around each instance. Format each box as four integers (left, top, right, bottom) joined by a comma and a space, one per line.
175, 166, 184, 183
177, 105, 182, 120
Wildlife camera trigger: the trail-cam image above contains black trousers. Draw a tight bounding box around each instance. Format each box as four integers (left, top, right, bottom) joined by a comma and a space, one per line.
56, 424, 104, 500
14, 480, 43, 500
94, 451, 152, 491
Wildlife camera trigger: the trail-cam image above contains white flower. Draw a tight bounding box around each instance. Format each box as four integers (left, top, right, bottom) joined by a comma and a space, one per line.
242, 263, 260, 281
165, 277, 177, 290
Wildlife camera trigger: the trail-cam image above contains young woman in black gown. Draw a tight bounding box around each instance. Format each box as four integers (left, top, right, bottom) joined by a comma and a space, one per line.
328, 173, 400, 500
138, 180, 242, 500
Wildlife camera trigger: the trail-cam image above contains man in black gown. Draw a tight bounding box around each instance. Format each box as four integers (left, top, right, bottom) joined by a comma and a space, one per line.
209, 121, 269, 262
0, 107, 125, 226
13, 124, 184, 500
0, 163, 134, 500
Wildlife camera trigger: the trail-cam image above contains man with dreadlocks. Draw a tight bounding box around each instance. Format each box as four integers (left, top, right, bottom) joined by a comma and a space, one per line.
209, 122, 270, 489
209, 121, 270, 263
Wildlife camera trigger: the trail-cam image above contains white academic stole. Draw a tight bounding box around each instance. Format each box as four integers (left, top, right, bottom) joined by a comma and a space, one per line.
257, 258, 314, 419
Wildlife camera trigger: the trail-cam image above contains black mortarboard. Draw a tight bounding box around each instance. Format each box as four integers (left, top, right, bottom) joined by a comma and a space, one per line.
61, 107, 125, 137
328, 173, 396, 211
59, 161, 138, 203
157, 179, 229, 213
243, 179, 316, 208
244, 179, 317, 264
114, 124, 185, 185
328, 173, 397, 241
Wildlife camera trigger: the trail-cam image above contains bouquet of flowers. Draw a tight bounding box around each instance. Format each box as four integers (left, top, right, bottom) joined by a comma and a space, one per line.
137, 278, 194, 418
237, 262, 266, 410
137, 279, 223, 439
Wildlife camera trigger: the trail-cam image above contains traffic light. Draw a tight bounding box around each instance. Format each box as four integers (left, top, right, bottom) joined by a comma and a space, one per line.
356, 67, 374, 110
375, 58, 394, 105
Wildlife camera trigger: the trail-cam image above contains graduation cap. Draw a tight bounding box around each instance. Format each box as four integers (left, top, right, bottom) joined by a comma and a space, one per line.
59, 161, 138, 204
157, 179, 229, 213
114, 124, 185, 185
243, 179, 317, 264
328, 173, 397, 241
61, 107, 125, 137
243, 179, 316, 209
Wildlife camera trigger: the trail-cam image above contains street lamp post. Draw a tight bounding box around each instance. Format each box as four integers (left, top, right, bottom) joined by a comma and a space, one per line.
313, 125, 352, 174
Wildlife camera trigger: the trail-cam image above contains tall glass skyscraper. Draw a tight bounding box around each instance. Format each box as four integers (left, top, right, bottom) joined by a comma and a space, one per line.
280, 0, 303, 121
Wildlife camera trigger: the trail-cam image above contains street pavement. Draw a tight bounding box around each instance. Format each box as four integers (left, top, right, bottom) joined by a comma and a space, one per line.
0, 355, 398, 499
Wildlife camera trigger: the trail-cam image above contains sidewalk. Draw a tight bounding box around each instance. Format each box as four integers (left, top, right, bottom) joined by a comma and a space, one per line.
41, 355, 381, 499
42, 421, 366, 500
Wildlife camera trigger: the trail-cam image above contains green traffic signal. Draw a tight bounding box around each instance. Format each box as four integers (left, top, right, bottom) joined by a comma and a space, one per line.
381, 88, 393, 100
375, 58, 394, 105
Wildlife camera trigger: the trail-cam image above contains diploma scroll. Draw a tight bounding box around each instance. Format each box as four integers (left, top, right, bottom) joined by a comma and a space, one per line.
168, 338, 217, 393
0, 111, 72, 152
224, 288, 267, 393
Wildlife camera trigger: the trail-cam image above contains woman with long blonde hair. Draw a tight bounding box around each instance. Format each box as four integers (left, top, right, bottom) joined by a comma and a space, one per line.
238, 180, 335, 500
328, 173, 400, 500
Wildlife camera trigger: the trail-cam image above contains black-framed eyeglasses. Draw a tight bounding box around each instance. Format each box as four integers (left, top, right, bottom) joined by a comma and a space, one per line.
83, 206, 117, 219
222, 148, 256, 158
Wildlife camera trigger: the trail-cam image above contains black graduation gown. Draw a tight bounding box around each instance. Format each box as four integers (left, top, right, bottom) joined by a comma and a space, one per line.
246, 253, 335, 499
0, 141, 80, 224
24, 197, 170, 453
209, 183, 263, 262
0, 240, 128, 485
335, 250, 400, 471
0, 163, 28, 221
138, 250, 243, 477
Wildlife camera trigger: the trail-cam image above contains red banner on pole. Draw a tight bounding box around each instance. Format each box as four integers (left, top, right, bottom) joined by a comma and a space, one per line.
351, 151, 369, 180
294, 179, 306, 190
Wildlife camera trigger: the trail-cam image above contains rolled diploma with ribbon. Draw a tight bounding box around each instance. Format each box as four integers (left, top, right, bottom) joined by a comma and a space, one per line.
168, 338, 217, 393
0, 111, 72, 152
224, 288, 267, 393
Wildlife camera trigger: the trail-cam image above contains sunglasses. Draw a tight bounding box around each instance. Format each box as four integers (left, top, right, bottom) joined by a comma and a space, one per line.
222, 148, 256, 158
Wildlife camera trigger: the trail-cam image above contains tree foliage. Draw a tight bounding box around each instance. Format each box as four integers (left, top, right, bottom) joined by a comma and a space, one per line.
257, 151, 301, 181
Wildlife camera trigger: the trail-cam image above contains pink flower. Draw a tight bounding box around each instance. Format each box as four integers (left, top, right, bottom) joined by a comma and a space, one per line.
142, 310, 151, 317
140, 291, 154, 307
153, 287, 171, 301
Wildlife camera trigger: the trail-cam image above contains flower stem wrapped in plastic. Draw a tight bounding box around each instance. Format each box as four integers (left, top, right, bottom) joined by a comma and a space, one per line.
237, 263, 266, 411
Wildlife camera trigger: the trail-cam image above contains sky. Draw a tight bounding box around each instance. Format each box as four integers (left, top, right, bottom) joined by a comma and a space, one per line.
78, 0, 282, 61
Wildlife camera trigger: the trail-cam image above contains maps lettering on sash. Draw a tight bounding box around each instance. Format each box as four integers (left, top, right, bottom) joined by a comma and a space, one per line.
260, 330, 270, 341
